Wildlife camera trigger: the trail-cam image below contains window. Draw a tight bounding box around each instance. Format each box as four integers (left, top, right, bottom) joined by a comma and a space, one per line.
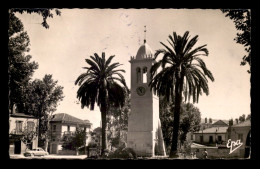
238, 134, 243, 142
27, 121, 35, 132
142, 67, 147, 83
16, 121, 23, 133
53, 125, 56, 132
136, 67, 141, 83
67, 125, 70, 131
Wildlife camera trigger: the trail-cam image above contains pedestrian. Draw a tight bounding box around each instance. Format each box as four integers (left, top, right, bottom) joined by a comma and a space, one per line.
203, 149, 208, 159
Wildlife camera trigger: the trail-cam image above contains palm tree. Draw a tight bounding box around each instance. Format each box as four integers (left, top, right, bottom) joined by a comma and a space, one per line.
149, 31, 214, 158
75, 52, 129, 156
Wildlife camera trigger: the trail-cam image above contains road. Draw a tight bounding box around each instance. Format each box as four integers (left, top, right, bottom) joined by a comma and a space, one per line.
10, 154, 88, 160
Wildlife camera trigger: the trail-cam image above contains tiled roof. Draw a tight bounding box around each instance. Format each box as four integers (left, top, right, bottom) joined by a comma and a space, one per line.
194, 127, 228, 134
50, 113, 92, 125
232, 119, 251, 127
200, 119, 228, 125
212, 120, 228, 126
10, 113, 37, 119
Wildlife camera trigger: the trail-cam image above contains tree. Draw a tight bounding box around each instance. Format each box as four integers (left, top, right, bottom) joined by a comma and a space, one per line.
8, 8, 61, 113
8, 13, 39, 114
160, 96, 201, 154
23, 74, 64, 150
246, 114, 251, 120
239, 114, 246, 123
75, 52, 129, 156
62, 127, 87, 155
221, 9, 251, 73
9, 8, 61, 29
20, 122, 38, 150
106, 93, 130, 150
150, 31, 214, 158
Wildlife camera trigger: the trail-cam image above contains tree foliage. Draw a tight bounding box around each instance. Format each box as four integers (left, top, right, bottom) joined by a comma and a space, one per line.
160, 96, 201, 154
221, 9, 251, 73
246, 114, 251, 120
10, 8, 61, 29
8, 13, 39, 113
62, 127, 86, 151
75, 52, 129, 156
20, 122, 38, 149
239, 114, 246, 123
23, 74, 64, 147
150, 31, 214, 157
106, 93, 130, 149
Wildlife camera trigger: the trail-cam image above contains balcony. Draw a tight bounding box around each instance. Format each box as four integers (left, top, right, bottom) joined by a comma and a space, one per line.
63, 131, 75, 136
9, 129, 24, 135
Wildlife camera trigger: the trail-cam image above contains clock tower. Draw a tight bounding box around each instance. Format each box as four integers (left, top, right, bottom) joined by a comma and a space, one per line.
127, 28, 166, 157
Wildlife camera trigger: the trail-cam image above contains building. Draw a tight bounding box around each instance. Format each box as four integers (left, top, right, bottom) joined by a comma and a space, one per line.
227, 119, 251, 158
193, 126, 228, 145
9, 112, 39, 155
191, 119, 251, 159
127, 31, 166, 157
189, 120, 229, 144
49, 113, 92, 154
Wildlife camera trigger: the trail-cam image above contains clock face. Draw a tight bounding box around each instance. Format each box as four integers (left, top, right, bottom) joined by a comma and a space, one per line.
136, 86, 146, 96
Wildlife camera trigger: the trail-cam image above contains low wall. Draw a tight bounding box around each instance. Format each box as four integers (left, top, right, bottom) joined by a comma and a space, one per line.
58, 149, 77, 155
192, 147, 232, 159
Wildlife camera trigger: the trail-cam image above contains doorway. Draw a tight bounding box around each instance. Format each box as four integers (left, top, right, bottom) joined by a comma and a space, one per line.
209, 136, 213, 143
14, 141, 21, 154
51, 143, 58, 154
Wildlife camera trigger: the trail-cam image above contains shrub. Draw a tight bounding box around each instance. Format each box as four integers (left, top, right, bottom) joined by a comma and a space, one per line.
107, 147, 137, 159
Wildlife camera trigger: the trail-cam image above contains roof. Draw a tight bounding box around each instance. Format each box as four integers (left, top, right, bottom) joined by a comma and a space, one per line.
10, 113, 37, 119
232, 119, 251, 127
194, 126, 228, 134
136, 42, 153, 60
200, 118, 228, 125
212, 120, 228, 126
50, 113, 92, 125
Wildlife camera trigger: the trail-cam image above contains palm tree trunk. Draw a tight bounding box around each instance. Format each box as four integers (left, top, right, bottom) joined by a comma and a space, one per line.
169, 72, 184, 158
101, 104, 107, 156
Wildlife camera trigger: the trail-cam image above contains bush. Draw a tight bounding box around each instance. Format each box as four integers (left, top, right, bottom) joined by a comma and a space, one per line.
107, 147, 137, 159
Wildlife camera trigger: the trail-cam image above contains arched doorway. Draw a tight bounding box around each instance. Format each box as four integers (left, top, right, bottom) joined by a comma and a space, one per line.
244, 130, 251, 158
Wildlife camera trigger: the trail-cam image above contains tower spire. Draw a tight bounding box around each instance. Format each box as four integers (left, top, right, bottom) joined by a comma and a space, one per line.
144, 25, 146, 43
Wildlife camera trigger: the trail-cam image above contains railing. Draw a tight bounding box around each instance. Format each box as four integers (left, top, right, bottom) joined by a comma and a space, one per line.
63, 131, 75, 136
9, 129, 23, 135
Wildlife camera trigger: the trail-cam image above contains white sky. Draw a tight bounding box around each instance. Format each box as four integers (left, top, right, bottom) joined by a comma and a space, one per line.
16, 9, 251, 129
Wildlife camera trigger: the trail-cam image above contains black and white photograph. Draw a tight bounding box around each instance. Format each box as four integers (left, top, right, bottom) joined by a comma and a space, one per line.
8, 8, 251, 160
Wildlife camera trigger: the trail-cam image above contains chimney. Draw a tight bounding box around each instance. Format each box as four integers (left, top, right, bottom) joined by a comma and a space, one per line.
209, 118, 212, 124
205, 117, 207, 124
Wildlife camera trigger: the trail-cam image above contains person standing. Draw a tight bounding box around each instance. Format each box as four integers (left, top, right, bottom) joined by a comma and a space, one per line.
203, 149, 208, 159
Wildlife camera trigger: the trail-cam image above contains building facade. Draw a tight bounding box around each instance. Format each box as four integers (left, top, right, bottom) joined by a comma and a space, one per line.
193, 127, 228, 145
227, 119, 251, 158
49, 113, 92, 154
9, 113, 39, 155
